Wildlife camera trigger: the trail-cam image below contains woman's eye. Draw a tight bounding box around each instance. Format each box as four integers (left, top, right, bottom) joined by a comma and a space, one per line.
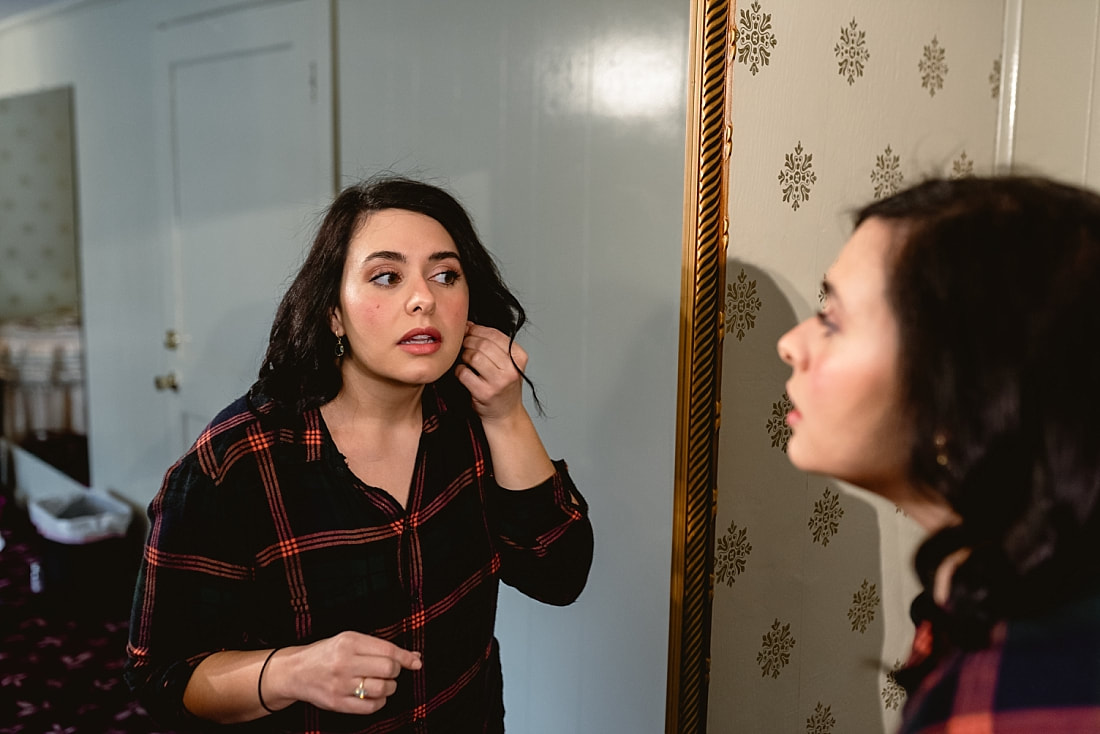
370, 271, 400, 286
815, 310, 838, 334
431, 270, 462, 286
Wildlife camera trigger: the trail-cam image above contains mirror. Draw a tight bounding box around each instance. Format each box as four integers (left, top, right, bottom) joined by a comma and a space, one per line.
2, 1, 693, 732
0, 85, 87, 486
667, 1, 1094, 732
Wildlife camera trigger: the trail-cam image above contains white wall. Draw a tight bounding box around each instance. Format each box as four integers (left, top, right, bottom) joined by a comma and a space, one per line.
0, 0, 177, 510
1, 1, 689, 731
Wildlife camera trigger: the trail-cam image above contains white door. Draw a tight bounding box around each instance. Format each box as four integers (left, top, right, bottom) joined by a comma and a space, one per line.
153, 0, 333, 453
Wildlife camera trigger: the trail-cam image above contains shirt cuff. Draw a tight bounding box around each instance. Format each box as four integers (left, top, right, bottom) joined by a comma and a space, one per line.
491, 459, 586, 511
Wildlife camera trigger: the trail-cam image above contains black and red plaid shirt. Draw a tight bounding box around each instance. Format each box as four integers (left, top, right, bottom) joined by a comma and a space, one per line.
898, 589, 1100, 733
125, 381, 593, 733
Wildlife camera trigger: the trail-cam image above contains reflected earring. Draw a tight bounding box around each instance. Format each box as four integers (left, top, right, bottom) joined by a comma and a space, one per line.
334, 335, 346, 358
933, 432, 950, 468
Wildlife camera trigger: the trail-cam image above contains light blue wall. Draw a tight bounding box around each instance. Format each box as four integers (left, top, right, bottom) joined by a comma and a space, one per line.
0, 0, 688, 730
336, 2, 687, 730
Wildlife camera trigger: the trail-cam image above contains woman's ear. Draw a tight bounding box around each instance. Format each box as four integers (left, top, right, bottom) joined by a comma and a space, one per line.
329, 306, 344, 337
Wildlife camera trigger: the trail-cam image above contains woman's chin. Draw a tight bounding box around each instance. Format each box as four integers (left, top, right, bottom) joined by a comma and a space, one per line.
785, 443, 836, 481
784, 437, 810, 470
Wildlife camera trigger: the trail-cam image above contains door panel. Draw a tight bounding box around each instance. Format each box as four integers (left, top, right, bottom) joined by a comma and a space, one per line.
154, 0, 332, 452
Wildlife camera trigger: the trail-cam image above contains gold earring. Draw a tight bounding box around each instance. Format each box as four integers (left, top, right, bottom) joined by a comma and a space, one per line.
933, 432, 949, 467
334, 335, 346, 358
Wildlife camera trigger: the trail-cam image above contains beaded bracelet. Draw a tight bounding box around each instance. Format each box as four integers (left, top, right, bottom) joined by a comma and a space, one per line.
258, 647, 282, 714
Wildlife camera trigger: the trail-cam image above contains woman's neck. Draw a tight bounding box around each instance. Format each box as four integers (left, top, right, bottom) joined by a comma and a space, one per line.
868, 475, 960, 533
891, 483, 966, 608
323, 376, 425, 430
901, 497, 961, 534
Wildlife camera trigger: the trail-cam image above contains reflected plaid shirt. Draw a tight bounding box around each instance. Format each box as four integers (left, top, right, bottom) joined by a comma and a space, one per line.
898, 589, 1100, 734
125, 382, 593, 733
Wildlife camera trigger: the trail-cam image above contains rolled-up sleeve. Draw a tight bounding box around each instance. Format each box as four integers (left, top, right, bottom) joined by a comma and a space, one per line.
489, 459, 593, 606
124, 457, 253, 729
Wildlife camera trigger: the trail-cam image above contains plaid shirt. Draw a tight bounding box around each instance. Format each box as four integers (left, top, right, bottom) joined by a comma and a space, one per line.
898, 589, 1100, 733
125, 381, 593, 733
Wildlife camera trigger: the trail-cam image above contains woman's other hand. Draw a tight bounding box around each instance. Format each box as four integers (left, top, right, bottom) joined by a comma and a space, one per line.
272, 631, 423, 715
185, 631, 422, 722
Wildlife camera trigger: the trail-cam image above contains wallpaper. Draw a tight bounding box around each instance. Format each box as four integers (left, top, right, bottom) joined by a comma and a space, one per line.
0, 86, 79, 322
710, 2, 1004, 732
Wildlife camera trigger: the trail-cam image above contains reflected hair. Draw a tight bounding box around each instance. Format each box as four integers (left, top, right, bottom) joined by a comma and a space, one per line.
252, 174, 537, 414
857, 175, 1100, 648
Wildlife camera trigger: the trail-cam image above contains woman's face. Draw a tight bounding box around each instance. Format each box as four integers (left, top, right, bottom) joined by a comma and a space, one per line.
331, 208, 470, 390
777, 217, 914, 499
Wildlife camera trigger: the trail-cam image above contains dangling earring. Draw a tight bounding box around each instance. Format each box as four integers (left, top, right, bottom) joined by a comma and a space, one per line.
334, 334, 346, 358
933, 431, 950, 468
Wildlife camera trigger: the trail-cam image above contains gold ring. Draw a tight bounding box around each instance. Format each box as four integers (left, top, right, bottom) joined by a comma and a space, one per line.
353, 676, 367, 700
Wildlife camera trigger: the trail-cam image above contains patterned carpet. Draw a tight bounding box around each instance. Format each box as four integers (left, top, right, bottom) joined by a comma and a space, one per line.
0, 494, 175, 734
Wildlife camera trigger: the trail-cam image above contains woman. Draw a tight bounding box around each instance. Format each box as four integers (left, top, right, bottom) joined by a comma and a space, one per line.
778, 176, 1100, 732
125, 176, 594, 732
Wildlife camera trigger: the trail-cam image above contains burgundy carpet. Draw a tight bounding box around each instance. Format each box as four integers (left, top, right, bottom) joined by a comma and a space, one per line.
0, 496, 174, 734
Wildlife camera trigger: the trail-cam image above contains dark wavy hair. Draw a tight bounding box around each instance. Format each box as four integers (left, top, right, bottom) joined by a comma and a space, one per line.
252, 175, 536, 414
856, 175, 1100, 648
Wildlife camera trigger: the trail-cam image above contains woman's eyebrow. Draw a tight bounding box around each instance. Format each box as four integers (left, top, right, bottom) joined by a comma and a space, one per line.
364, 250, 405, 263
363, 250, 460, 263
428, 250, 461, 262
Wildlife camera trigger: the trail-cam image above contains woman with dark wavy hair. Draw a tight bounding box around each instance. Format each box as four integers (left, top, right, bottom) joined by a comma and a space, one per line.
126, 175, 593, 733
777, 175, 1100, 733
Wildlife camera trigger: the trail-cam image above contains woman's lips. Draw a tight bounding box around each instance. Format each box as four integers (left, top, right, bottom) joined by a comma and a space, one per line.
784, 388, 801, 426
398, 327, 442, 355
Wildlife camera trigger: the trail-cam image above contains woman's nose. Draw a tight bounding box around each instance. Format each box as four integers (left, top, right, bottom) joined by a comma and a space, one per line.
777, 322, 802, 367
407, 277, 436, 314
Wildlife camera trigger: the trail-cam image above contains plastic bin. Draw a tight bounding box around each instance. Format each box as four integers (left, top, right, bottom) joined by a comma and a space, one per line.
27, 491, 137, 616
29, 491, 131, 544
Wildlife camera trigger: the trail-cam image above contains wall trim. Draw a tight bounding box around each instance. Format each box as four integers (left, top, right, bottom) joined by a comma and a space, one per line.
994, 0, 1023, 170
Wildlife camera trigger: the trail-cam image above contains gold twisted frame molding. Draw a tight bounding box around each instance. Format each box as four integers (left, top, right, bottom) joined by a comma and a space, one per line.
666, 0, 732, 732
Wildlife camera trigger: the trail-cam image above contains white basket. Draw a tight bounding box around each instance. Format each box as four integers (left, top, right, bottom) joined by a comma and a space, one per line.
29, 492, 132, 545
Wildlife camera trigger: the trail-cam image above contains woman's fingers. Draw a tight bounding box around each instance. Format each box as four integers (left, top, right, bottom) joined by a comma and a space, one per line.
460, 327, 527, 380
456, 323, 534, 423
342, 647, 418, 713
296, 632, 422, 714
353, 637, 422, 673
464, 324, 528, 365
353, 676, 397, 700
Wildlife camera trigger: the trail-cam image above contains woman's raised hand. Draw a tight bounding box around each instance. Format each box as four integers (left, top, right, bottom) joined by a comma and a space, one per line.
455, 322, 528, 424
453, 322, 555, 490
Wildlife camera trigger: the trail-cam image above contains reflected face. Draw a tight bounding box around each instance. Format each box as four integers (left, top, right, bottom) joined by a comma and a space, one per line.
331, 208, 469, 390
776, 217, 913, 497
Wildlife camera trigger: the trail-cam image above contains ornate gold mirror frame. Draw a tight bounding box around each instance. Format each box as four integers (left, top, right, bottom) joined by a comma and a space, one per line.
666, 0, 733, 732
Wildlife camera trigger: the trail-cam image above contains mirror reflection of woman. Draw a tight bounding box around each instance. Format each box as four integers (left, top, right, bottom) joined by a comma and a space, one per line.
778, 176, 1100, 733
125, 176, 594, 732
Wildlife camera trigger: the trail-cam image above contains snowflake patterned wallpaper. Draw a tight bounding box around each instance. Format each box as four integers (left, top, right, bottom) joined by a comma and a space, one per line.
709, 3, 1003, 733
0, 86, 80, 322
